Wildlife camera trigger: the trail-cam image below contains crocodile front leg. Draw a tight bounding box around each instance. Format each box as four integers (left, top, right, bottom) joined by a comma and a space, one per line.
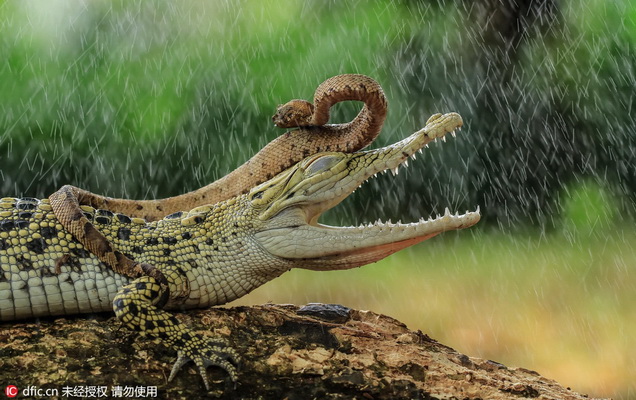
113, 275, 240, 390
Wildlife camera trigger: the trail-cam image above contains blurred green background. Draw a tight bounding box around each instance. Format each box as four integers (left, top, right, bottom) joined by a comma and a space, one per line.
0, 0, 634, 398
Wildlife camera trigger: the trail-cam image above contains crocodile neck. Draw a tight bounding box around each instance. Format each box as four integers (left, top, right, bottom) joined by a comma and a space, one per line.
80, 195, 293, 308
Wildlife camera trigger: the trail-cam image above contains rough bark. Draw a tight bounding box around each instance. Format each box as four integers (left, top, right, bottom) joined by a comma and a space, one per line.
0, 304, 606, 400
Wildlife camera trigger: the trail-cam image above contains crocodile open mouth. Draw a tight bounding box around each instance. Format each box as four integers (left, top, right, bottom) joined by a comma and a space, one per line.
254, 112, 481, 268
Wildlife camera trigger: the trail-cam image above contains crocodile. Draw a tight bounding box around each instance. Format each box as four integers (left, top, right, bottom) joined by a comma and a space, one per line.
0, 112, 479, 390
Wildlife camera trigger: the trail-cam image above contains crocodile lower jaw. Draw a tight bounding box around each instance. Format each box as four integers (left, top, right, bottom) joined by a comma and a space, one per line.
255, 208, 480, 268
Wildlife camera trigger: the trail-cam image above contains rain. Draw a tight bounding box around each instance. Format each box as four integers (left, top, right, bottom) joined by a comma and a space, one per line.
0, 0, 634, 398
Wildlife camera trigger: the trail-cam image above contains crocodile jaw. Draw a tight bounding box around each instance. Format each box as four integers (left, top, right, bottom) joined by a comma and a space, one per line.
253, 112, 480, 269
255, 208, 479, 270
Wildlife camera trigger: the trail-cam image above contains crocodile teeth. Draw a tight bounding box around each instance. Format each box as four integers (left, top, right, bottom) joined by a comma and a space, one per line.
391, 167, 399, 176
357, 212, 473, 229
355, 208, 478, 230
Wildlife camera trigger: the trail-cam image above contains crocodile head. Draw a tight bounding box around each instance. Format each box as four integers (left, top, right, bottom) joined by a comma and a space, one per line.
249, 112, 480, 270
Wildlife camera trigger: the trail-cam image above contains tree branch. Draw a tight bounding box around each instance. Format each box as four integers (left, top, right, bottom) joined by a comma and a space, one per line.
0, 304, 605, 399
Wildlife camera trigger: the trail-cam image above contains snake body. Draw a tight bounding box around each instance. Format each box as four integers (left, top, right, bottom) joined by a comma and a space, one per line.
49, 74, 388, 279
57, 74, 387, 222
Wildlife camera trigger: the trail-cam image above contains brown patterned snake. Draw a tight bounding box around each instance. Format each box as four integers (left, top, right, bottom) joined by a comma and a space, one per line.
49, 74, 387, 278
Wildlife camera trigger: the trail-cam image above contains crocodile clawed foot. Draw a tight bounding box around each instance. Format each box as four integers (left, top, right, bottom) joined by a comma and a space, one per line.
167, 340, 240, 391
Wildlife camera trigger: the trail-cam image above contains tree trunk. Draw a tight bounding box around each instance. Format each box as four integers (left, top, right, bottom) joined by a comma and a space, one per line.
0, 304, 605, 399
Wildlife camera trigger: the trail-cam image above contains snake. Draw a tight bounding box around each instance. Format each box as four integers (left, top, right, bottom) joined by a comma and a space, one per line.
49, 74, 388, 278
51, 74, 387, 221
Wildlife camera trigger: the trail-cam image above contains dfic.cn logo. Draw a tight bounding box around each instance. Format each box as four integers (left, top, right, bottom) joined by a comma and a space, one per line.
5, 385, 18, 398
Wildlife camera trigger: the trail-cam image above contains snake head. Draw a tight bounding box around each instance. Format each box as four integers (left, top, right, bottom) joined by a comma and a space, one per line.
272, 99, 315, 128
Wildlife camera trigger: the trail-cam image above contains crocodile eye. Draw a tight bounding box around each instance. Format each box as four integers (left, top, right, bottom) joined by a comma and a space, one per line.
306, 155, 341, 175
251, 190, 264, 200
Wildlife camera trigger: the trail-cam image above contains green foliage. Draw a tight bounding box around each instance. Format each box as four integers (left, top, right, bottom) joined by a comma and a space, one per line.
560, 180, 618, 234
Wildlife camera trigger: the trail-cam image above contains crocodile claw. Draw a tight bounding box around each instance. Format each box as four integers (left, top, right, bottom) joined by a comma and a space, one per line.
167, 340, 240, 391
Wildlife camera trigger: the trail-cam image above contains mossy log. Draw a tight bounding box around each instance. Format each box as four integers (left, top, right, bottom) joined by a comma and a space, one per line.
0, 304, 605, 399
